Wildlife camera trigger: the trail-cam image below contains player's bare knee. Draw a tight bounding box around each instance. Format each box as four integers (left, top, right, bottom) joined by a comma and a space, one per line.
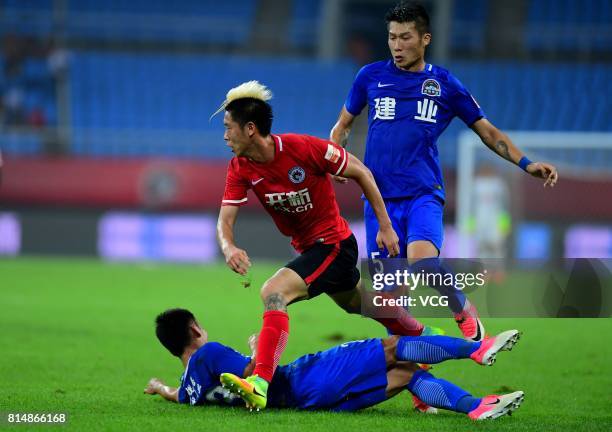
407, 240, 439, 264
260, 278, 276, 297
261, 270, 308, 308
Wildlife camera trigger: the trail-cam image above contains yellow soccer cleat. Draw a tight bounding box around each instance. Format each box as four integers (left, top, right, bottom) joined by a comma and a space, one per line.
220, 373, 268, 411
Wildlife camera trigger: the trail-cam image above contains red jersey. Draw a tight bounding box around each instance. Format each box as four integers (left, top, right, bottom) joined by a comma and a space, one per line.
222, 133, 352, 253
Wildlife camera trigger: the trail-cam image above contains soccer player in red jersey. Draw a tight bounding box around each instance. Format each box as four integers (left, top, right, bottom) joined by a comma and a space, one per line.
216, 81, 432, 410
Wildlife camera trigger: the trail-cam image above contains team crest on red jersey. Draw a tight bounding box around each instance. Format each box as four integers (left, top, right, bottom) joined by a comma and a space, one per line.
288, 166, 306, 184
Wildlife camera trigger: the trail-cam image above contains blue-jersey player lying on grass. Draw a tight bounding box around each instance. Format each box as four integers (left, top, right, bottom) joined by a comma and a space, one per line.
144, 308, 524, 421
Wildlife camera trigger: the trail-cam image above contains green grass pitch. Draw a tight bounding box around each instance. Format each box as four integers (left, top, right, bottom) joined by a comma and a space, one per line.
1, 257, 611, 431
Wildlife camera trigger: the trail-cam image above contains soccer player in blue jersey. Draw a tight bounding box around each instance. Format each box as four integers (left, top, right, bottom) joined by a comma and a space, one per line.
145, 308, 524, 420
330, 1, 559, 341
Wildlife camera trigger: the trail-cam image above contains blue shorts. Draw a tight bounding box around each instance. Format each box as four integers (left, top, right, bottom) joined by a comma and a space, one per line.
365, 194, 444, 258
285, 339, 388, 410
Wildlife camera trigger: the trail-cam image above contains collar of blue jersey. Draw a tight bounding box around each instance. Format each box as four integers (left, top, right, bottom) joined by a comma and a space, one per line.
388, 59, 431, 74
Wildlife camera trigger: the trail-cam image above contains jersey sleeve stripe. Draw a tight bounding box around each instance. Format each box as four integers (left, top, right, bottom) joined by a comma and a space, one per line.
277, 135, 283, 151
334, 147, 348, 176
222, 198, 248, 204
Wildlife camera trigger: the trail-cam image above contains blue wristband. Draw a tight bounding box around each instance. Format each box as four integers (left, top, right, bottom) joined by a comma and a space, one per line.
518, 156, 532, 172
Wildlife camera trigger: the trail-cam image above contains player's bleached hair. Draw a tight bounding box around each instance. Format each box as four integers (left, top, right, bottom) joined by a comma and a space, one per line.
210, 80, 273, 120
211, 80, 275, 136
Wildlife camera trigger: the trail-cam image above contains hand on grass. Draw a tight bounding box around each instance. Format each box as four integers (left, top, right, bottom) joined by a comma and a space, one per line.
144, 378, 164, 395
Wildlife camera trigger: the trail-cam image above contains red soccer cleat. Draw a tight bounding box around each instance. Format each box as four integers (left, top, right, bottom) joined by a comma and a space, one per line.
470, 330, 521, 366
454, 301, 485, 342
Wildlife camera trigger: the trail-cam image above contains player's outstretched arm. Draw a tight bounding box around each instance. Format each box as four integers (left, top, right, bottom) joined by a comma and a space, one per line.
144, 378, 179, 402
329, 107, 356, 184
472, 118, 559, 187
342, 153, 400, 256
217, 206, 251, 275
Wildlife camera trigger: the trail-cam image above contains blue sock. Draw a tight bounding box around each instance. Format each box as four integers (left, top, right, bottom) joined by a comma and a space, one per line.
410, 258, 468, 314
456, 395, 482, 414
396, 336, 481, 364
407, 370, 481, 413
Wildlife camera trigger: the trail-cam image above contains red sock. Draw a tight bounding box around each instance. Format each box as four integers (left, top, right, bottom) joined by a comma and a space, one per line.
375, 306, 424, 336
252, 311, 289, 382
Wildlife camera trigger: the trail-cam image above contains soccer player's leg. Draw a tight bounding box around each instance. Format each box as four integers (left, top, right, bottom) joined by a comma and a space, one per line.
226, 267, 308, 409
331, 279, 431, 337
388, 329, 521, 366
406, 194, 485, 341
389, 366, 524, 420
224, 238, 366, 410
324, 232, 441, 340
383, 337, 524, 421
410, 255, 486, 341
327, 230, 437, 414
364, 199, 429, 335
378, 338, 439, 414
366, 198, 444, 413
383, 333, 523, 418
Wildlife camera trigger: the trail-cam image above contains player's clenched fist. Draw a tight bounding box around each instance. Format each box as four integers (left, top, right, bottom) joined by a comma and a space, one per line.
144, 378, 163, 394
223, 245, 251, 275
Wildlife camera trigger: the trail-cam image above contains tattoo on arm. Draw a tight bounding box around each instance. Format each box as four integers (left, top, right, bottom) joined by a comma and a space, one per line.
264, 293, 287, 311
495, 140, 512, 161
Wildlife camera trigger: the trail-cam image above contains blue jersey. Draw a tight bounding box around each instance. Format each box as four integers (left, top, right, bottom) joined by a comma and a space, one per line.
177, 339, 387, 411
345, 60, 485, 200
177, 342, 293, 407
178, 342, 251, 406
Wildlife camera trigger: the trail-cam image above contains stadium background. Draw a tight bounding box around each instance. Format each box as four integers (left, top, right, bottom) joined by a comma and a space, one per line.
0, 1, 611, 431
0, 0, 610, 261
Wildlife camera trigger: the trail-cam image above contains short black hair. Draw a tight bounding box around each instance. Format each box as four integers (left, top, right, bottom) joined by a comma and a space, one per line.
385, 1, 430, 35
155, 308, 196, 357
225, 97, 273, 136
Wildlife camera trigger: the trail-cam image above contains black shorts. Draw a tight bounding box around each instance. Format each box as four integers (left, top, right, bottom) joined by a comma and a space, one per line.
285, 234, 361, 298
